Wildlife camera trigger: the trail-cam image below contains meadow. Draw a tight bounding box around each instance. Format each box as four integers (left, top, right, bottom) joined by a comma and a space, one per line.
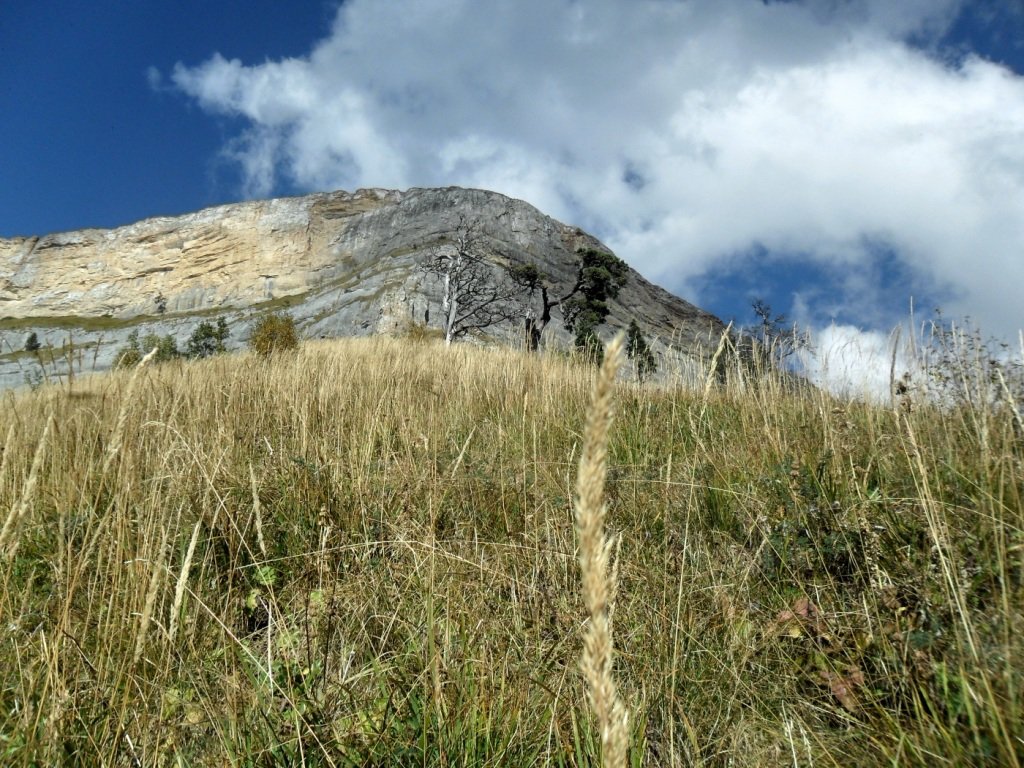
0, 331, 1020, 766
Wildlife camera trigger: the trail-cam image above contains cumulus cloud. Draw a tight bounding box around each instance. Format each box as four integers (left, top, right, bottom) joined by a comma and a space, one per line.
166, 0, 1024, 342
795, 324, 906, 401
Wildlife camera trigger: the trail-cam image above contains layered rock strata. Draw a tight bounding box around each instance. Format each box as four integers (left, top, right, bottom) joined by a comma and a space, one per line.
0, 187, 725, 387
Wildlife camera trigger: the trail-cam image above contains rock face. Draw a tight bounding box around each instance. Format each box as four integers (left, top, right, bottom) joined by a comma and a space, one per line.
0, 187, 725, 387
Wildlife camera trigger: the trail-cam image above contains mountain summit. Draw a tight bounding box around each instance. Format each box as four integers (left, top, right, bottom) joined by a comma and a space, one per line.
0, 187, 724, 386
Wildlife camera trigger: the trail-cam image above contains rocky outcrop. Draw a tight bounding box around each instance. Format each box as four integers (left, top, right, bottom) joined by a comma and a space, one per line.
0, 187, 725, 388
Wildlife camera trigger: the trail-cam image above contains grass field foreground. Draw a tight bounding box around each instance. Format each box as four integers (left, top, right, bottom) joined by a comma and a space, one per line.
0, 334, 1021, 765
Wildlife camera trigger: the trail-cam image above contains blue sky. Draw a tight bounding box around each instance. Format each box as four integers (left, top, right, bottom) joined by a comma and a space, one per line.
1, 1, 335, 233
3, 0, 1023, 390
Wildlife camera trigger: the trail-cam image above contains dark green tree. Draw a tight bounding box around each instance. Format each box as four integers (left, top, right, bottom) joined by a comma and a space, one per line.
563, 249, 628, 361
186, 317, 230, 359
114, 331, 142, 369
509, 248, 629, 354
626, 319, 657, 382
24, 332, 40, 353
115, 330, 180, 368
141, 332, 180, 363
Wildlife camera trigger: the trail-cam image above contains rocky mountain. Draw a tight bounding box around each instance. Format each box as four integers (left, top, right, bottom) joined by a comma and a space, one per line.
0, 186, 725, 388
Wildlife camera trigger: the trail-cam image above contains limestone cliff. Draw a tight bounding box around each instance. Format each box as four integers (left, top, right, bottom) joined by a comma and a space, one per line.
0, 187, 725, 387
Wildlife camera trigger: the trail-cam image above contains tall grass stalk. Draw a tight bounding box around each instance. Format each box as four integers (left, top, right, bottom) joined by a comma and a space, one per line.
102, 345, 157, 477
575, 333, 629, 768
0, 413, 53, 560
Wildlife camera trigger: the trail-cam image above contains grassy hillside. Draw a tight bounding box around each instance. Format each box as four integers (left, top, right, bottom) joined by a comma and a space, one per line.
0, 336, 1020, 766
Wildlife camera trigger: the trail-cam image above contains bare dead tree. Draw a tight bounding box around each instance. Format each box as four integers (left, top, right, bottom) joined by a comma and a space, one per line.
420, 217, 521, 345
749, 298, 812, 370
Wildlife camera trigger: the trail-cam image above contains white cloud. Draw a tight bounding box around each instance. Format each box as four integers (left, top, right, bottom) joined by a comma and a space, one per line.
167, 0, 1024, 341
145, 66, 163, 91
797, 323, 909, 401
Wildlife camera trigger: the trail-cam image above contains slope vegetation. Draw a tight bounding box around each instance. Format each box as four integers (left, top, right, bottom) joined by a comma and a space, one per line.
0, 336, 1020, 765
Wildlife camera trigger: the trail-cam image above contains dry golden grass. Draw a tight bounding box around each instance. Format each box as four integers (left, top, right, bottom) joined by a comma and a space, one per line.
0, 333, 1020, 766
